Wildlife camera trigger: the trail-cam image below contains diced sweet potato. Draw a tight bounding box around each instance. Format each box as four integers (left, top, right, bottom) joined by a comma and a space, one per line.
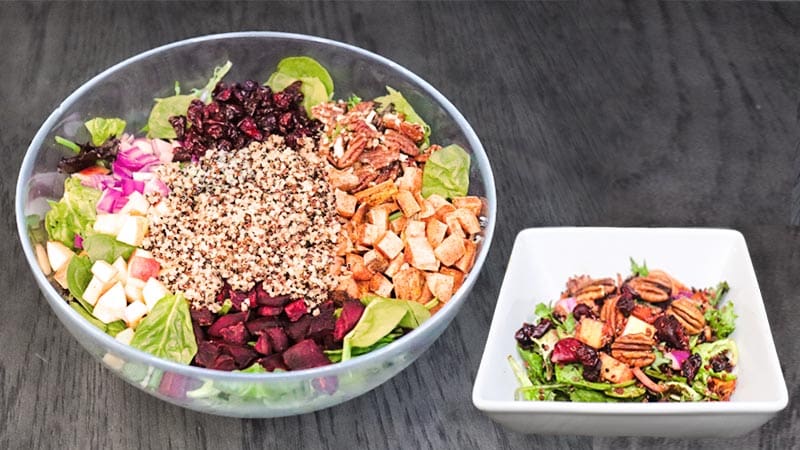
449, 208, 481, 235
369, 273, 394, 297
406, 237, 439, 272
367, 207, 389, 232
390, 215, 407, 234
335, 275, 360, 299
435, 204, 456, 222
417, 198, 436, 219
418, 283, 434, 303
346, 254, 373, 281
426, 273, 454, 302
351, 203, 368, 225
425, 194, 450, 210
599, 353, 634, 384
335, 189, 357, 218
440, 266, 465, 291
454, 239, 477, 272
384, 252, 405, 278
329, 168, 360, 191
445, 215, 465, 238
397, 166, 422, 191
452, 196, 483, 216
360, 223, 386, 246
426, 219, 448, 248
393, 267, 425, 301
404, 220, 426, 238
396, 190, 421, 217
434, 234, 466, 266
363, 249, 389, 273
354, 180, 398, 206
376, 230, 404, 259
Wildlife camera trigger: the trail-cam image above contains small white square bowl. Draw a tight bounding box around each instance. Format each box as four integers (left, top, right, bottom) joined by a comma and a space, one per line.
472, 227, 787, 437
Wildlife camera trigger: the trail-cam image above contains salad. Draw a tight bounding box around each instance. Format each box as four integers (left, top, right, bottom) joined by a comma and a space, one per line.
509, 259, 738, 402
34, 56, 485, 374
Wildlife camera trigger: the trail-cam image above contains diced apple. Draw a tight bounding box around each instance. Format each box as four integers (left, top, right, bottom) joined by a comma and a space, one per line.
599, 353, 634, 384
91, 260, 119, 284
131, 248, 154, 259
124, 301, 148, 328
93, 282, 127, 323
115, 327, 135, 345
119, 191, 150, 216
53, 263, 69, 289
335, 189, 357, 218
452, 196, 483, 216
35, 244, 51, 275
621, 315, 657, 339
124, 278, 146, 303
46, 241, 74, 272
127, 255, 160, 282
575, 318, 610, 349
142, 278, 169, 312
112, 256, 128, 284
93, 214, 125, 235
116, 216, 148, 246
84, 276, 109, 306
102, 328, 135, 370
384, 252, 405, 278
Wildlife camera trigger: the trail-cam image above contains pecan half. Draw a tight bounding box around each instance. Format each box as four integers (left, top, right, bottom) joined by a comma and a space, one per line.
359, 143, 400, 170
667, 298, 706, 335
333, 133, 369, 169
600, 295, 626, 337
383, 129, 419, 156
398, 121, 425, 143
610, 333, 655, 367
624, 273, 671, 303
574, 278, 617, 303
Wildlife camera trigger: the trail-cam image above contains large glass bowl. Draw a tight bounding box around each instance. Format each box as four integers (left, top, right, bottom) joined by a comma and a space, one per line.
15, 32, 496, 417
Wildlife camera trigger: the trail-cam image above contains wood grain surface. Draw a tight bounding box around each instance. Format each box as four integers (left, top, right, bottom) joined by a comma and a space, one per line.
1, 2, 798, 449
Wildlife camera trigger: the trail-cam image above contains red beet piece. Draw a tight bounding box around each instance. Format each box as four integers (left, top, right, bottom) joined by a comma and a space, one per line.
230, 289, 256, 312
283, 339, 331, 370
308, 302, 336, 343
284, 299, 308, 322
194, 341, 223, 368
219, 343, 257, 369
190, 307, 216, 326
255, 283, 292, 307
211, 354, 237, 371
219, 321, 249, 346
256, 305, 283, 317
284, 314, 312, 343
246, 317, 284, 335
208, 312, 248, 338
192, 321, 206, 346
265, 327, 290, 353
258, 354, 288, 372
254, 333, 272, 356
215, 282, 232, 304
551, 338, 584, 364
334, 299, 366, 341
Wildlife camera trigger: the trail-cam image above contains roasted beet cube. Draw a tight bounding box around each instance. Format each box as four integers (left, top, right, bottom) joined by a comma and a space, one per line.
284, 314, 312, 343
308, 302, 336, 343
265, 327, 290, 353
258, 354, 288, 372
283, 339, 331, 370
219, 321, 249, 346
192, 321, 206, 346
254, 333, 272, 356
255, 283, 291, 306
256, 305, 283, 317
208, 312, 248, 338
194, 341, 223, 368
284, 299, 308, 322
334, 299, 366, 341
211, 354, 237, 371
230, 288, 256, 311
219, 343, 257, 369
246, 317, 284, 335
215, 282, 232, 304
190, 307, 216, 326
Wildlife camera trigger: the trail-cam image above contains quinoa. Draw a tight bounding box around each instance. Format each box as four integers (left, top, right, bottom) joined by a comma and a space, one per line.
143, 135, 341, 309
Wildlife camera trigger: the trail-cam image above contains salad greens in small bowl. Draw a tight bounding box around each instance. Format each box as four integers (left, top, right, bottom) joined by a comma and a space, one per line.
16, 32, 496, 417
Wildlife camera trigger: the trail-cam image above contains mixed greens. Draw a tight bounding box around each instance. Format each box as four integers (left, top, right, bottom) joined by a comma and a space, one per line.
510, 259, 738, 402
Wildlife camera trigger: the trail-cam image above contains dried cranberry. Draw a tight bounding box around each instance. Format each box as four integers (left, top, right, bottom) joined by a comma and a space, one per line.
582, 358, 602, 382
709, 353, 733, 372
617, 289, 635, 317
572, 304, 594, 321
514, 319, 552, 349
654, 315, 688, 350
681, 353, 702, 383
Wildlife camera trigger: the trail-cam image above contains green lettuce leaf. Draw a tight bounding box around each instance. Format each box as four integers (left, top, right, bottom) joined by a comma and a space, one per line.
271, 56, 334, 96
266, 72, 329, 116
373, 86, 431, 143
191, 60, 232, 103
130, 292, 197, 364
695, 339, 738, 366
83, 234, 135, 263
708, 281, 730, 307
705, 301, 737, 338
45, 177, 101, 248
421, 144, 470, 199
84, 117, 126, 146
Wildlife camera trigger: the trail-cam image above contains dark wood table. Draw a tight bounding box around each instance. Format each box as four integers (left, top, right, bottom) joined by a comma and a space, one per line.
2, 2, 797, 448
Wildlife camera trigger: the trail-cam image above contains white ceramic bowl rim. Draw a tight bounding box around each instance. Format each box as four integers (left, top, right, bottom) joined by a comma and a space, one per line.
15, 31, 497, 382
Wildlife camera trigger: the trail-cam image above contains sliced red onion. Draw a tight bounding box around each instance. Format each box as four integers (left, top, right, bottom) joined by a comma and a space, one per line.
121, 178, 145, 195
555, 297, 577, 315
74, 234, 83, 249
79, 174, 116, 190
111, 193, 129, 213
96, 189, 120, 213
667, 350, 691, 370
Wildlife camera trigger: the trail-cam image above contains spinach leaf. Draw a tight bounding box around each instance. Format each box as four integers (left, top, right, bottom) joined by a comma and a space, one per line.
361, 294, 431, 329
66, 254, 93, 306
83, 234, 135, 263
325, 330, 401, 363
55, 136, 81, 153
605, 384, 645, 399
341, 296, 423, 361
514, 384, 565, 402
130, 292, 197, 364
105, 320, 127, 337
704, 301, 737, 338
373, 86, 431, 143
518, 347, 546, 384
695, 339, 738, 366
629, 257, 649, 277
421, 144, 470, 199
45, 177, 101, 248
570, 389, 617, 403
271, 56, 334, 96
147, 94, 195, 140
70, 301, 106, 331
84, 117, 126, 146
555, 363, 635, 391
